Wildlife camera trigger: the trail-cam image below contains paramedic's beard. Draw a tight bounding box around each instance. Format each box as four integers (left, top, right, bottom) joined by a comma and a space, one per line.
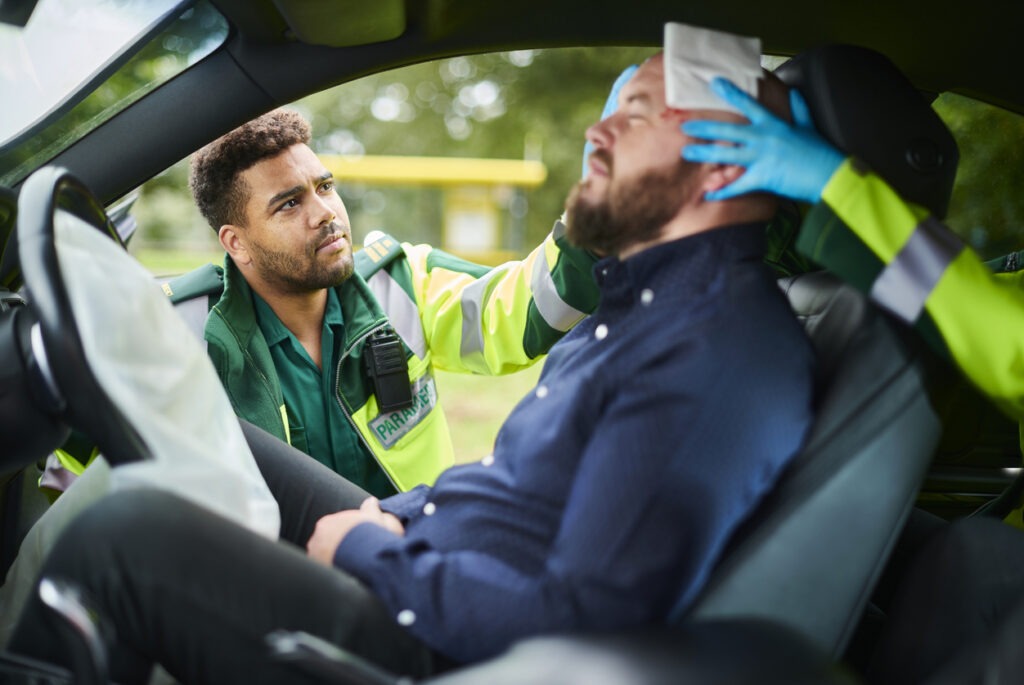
565, 163, 690, 257
252, 222, 354, 294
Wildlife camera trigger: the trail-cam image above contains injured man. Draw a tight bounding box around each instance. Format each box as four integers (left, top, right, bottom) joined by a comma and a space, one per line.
4, 24, 814, 685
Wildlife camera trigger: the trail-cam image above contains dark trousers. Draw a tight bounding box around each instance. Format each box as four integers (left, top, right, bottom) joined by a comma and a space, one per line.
867, 515, 1024, 684
8, 420, 437, 685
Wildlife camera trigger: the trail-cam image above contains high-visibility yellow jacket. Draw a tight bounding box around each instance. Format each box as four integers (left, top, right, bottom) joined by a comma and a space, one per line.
798, 160, 1024, 525
162, 223, 599, 492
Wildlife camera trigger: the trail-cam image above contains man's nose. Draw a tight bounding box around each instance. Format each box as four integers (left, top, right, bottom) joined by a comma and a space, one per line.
585, 112, 624, 153
310, 191, 335, 227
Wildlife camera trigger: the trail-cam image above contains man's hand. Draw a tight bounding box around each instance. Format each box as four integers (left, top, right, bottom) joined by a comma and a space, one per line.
680, 77, 845, 204
306, 497, 405, 566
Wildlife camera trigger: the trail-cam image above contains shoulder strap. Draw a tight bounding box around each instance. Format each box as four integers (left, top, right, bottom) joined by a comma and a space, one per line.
159, 262, 224, 347
985, 250, 1024, 274
355, 231, 404, 279
160, 262, 224, 305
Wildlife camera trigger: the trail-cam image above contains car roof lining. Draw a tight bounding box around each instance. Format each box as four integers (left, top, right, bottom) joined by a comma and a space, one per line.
212, 0, 1024, 110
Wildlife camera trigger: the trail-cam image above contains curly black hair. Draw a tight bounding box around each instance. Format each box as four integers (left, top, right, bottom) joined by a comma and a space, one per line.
189, 109, 311, 231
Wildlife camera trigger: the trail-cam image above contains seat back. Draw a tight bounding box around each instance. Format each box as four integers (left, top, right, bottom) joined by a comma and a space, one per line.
685, 271, 940, 656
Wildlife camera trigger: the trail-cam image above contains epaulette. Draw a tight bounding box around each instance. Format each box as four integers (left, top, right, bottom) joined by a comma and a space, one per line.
160, 262, 224, 305
355, 232, 404, 279
986, 250, 1024, 274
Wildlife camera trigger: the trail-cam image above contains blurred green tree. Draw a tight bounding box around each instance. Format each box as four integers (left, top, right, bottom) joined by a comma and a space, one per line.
293, 47, 655, 252
934, 93, 1024, 258
131, 45, 1024, 264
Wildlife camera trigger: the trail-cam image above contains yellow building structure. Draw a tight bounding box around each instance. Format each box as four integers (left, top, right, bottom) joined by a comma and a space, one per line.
322, 154, 546, 263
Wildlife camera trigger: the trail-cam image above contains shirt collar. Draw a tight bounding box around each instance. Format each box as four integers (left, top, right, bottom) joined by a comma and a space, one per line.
593, 222, 767, 303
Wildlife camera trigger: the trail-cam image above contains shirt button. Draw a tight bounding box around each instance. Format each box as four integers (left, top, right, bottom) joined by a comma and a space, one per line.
481, 454, 495, 466
535, 384, 549, 398
422, 502, 436, 516
397, 609, 416, 626
595, 324, 609, 340
640, 288, 655, 305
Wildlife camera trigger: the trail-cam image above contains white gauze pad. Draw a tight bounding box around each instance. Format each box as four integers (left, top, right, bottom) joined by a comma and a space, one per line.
664, 22, 762, 114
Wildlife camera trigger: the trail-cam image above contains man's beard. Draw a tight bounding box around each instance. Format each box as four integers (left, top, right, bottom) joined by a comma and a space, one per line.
565, 162, 692, 256
250, 222, 354, 293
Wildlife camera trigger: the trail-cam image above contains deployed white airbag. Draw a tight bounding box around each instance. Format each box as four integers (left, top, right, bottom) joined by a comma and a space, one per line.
53, 210, 280, 539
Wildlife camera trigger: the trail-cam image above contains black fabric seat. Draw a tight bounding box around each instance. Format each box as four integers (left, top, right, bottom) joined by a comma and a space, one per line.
684, 271, 939, 656
677, 43, 955, 656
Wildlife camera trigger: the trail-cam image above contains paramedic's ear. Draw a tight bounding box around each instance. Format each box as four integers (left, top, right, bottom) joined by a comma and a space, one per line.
218, 224, 251, 266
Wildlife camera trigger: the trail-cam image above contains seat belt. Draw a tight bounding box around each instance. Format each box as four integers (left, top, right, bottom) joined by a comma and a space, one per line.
173, 296, 209, 351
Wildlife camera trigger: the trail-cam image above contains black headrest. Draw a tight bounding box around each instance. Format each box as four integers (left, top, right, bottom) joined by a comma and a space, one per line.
775, 45, 959, 218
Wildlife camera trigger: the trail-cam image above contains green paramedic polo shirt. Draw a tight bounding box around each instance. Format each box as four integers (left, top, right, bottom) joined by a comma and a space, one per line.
252, 289, 396, 498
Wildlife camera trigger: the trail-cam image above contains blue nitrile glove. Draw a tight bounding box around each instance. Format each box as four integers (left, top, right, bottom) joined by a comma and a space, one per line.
581, 64, 639, 177
681, 77, 846, 204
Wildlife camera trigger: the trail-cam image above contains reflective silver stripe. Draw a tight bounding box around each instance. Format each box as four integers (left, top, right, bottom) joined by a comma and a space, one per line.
366, 271, 427, 359
460, 266, 506, 372
552, 217, 567, 240
173, 297, 209, 351
530, 242, 586, 332
869, 216, 964, 323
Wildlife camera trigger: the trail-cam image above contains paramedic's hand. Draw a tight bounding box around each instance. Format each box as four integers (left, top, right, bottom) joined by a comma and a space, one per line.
307, 497, 405, 566
582, 64, 639, 177
681, 77, 845, 204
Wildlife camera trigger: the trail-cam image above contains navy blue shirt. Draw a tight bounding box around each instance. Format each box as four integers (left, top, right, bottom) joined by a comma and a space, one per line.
335, 223, 815, 663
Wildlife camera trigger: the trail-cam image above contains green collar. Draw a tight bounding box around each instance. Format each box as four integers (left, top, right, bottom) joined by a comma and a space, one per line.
214, 256, 389, 354
253, 287, 345, 349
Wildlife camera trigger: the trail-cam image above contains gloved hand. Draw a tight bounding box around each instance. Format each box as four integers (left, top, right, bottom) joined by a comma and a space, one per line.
680, 77, 846, 204
581, 64, 639, 177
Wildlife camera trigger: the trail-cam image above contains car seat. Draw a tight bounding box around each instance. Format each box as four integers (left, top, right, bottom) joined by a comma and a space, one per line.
683, 271, 938, 655
666, 42, 952, 660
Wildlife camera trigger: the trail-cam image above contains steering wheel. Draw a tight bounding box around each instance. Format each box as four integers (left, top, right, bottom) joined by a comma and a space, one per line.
6, 165, 280, 538
10, 166, 150, 466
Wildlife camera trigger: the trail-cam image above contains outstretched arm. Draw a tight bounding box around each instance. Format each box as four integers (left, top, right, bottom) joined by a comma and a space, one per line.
687, 82, 1024, 424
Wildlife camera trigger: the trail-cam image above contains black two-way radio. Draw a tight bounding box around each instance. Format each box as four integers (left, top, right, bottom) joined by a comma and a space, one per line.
364, 328, 413, 412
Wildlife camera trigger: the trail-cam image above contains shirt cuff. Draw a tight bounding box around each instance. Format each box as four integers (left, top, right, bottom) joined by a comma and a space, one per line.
333, 521, 404, 579
379, 484, 429, 523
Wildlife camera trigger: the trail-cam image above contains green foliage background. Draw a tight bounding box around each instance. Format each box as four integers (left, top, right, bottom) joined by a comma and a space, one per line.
297, 47, 653, 250
130, 47, 1024, 265
934, 92, 1024, 258
131, 46, 656, 260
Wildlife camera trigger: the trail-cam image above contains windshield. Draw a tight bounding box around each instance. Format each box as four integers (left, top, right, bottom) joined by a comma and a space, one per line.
0, 0, 227, 186
0, 0, 185, 144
